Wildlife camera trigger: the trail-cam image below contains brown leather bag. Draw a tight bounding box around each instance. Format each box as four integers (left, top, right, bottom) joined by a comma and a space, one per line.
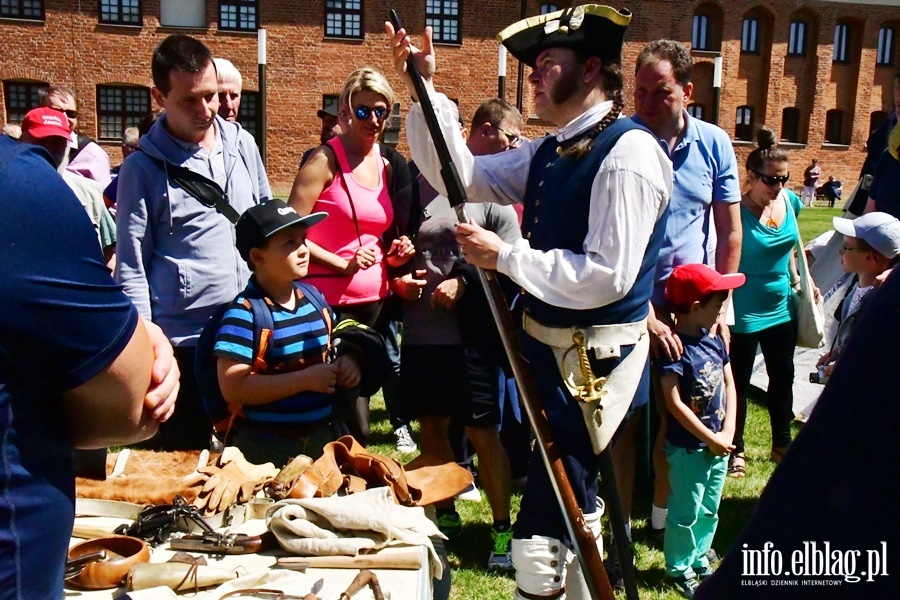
285, 436, 472, 506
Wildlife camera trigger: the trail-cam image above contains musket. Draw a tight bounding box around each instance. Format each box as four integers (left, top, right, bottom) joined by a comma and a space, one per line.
388, 10, 614, 600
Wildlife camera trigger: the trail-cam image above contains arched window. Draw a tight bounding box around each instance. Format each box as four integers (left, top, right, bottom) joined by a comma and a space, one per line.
877, 27, 895, 66
3, 80, 48, 124
788, 20, 807, 56
833, 23, 850, 62
742, 18, 759, 53
781, 108, 801, 143
693, 14, 710, 50
825, 109, 844, 144
870, 111, 888, 134
735, 106, 753, 140
97, 85, 151, 141
688, 104, 705, 121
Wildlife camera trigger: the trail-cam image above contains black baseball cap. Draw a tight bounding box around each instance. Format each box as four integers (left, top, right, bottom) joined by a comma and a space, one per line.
235, 201, 327, 261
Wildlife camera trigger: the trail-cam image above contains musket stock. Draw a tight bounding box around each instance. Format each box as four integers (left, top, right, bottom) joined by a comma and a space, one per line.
388, 9, 614, 600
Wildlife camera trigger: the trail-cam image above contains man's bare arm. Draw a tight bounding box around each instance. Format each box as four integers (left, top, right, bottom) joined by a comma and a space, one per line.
62, 319, 160, 449
713, 201, 742, 274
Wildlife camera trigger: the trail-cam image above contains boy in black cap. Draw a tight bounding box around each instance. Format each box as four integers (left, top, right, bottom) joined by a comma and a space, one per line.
388, 4, 672, 598
214, 201, 362, 465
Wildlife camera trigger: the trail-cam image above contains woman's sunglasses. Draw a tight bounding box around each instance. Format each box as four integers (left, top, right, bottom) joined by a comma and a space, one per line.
751, 169, 790, 186
354, 105, 389, 121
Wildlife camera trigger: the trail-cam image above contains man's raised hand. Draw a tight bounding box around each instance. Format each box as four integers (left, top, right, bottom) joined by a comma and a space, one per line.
385, 22, 436, 101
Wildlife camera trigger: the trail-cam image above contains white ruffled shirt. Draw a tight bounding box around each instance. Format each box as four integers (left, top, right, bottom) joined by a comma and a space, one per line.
406, 93, 672, 311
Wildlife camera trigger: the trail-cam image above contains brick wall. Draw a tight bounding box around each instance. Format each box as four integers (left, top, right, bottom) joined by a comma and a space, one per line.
1, 0, 897, 193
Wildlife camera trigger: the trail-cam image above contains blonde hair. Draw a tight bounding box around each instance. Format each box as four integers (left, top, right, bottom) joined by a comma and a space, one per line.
339, 67, 395, 113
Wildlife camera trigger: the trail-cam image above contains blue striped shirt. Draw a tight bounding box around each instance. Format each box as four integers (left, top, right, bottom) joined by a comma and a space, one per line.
214, 280, 334, 425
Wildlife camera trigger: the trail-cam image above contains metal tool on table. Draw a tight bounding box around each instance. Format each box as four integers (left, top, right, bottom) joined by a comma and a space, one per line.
64, 550, 108, 580
114, 495, 221, 545
169, 530, 278, 555
216, 578, 323, 600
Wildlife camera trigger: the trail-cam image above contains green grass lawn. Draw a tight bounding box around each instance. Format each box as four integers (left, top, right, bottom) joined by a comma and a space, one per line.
360, 207, 842, 598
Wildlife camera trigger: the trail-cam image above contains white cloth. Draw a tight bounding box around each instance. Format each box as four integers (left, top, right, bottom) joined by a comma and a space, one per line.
407, 93, 672, 311
267, 487, 444, 578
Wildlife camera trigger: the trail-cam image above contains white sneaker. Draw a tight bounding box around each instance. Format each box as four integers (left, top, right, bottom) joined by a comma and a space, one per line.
394, 425, 418, 453
456, 482, 482, 502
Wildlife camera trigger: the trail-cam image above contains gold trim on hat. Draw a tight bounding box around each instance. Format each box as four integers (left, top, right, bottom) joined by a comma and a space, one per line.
496, 4, 632, 44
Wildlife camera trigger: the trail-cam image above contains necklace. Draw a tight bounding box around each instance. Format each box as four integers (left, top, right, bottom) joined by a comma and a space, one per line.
762, 205, 778, 229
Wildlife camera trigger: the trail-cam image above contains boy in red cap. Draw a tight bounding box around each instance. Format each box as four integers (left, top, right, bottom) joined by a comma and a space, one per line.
660, 263, 745, 597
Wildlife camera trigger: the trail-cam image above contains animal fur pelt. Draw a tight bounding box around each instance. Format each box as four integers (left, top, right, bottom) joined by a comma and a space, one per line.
75, 450, 214, 505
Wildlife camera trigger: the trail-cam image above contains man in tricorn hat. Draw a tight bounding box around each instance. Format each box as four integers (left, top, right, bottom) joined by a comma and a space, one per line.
388, 5, 672, 598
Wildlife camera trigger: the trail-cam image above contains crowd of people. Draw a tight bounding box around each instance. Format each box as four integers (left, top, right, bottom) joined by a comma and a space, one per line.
3, 3, 900, 599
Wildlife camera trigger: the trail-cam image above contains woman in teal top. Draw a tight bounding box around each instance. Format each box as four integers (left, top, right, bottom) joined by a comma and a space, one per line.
728, 128, 802, 477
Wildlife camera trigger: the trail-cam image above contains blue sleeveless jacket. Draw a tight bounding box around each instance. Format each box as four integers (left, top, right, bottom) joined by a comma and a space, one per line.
520, 118, 668, 327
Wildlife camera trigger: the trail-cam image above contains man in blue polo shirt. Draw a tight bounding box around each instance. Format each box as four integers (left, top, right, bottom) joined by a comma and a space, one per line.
0, 135, 179, 598
631, 39, 742, 555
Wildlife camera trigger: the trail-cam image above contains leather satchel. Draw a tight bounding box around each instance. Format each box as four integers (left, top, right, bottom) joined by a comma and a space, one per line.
794, 231, 826, 349
284, 435, 472, 506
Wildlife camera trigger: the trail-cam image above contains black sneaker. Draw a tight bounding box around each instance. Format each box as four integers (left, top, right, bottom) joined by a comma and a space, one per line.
604, 540, 630, 594
668, 573, 700, 598
695, 563, 715, 581
644, 523, 665, 547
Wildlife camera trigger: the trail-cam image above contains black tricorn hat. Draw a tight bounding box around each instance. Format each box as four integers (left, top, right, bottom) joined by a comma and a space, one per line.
498, 4, 632, 68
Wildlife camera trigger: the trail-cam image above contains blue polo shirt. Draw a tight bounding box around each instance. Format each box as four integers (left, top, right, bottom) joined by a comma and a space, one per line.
1, 137, 139, 598
633, 112, 741, 309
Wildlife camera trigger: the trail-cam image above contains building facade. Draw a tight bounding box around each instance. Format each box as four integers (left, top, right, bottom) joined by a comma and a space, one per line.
1, 0, 897, 193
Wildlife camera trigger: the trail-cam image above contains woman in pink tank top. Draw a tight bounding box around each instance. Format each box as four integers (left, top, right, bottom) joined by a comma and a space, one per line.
288, 68, 415, 443
289, 68, 414, 319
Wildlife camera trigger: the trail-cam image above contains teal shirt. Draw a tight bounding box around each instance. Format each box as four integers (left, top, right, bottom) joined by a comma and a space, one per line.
732, 189, 802, 334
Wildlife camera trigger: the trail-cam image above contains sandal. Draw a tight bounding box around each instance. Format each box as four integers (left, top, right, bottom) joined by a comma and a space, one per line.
728, 453, 746, 478
770, 447, 788, 464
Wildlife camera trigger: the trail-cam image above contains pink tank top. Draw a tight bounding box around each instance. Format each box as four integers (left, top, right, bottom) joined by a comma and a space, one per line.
305, 137, 393, 306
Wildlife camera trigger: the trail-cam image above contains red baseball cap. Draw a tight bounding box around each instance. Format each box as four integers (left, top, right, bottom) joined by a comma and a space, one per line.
665, 264, 746, 311
21, 107, 71, 139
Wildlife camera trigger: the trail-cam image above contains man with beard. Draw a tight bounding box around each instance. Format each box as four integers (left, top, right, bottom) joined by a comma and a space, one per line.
387, 5, 672, 598
20, 106, 117, 267
40, 85, 113, 188
116, 34, 271, 451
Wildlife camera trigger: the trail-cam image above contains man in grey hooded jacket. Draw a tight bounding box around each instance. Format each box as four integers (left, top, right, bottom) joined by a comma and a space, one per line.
116, 34, 271, 450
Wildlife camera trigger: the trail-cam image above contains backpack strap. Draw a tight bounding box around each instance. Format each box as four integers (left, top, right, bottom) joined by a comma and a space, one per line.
294, 281, 333, 361
247, 295, 275, 373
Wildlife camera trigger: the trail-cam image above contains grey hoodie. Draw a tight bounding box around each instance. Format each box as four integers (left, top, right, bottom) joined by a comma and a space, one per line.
115, 114, 271, 345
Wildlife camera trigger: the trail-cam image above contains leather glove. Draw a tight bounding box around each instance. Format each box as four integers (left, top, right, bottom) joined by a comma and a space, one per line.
191, 447, 277, 514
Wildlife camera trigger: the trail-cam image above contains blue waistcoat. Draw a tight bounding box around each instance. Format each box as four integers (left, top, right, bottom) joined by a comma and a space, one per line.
520, 118, 668, 327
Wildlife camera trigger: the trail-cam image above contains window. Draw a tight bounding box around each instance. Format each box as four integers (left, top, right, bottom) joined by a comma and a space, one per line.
870, 111, 888, 135
238, 91, 260, 141
426, 0, 461, 44
693, 14, 710, 50
540, 3, 558, 14
97, 85, 150, 141
735, 105, 753, 140
687, 104, 704, 121
325, 0, 363, 39
788, 20, 806, 56
833, 24, 849, 62
3, 80, 47, 124
322, 94, 339, 115
877, 27, 895, 66
781, 107, 801, 143
741, 18, 759, 53
0, 0, 44, 20
159, 0, 204, 28
825, 109, 844, 144
219, 0, 256, 31
99, 0, 141, 25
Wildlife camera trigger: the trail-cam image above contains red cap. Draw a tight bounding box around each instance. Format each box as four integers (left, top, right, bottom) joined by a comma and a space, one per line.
665, 264, 746, 311
21, 107, 71, 139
